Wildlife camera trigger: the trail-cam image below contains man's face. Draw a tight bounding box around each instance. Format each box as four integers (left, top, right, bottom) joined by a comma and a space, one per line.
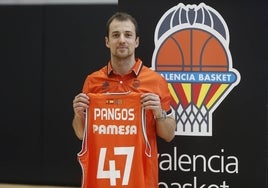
105, 19, 139, 59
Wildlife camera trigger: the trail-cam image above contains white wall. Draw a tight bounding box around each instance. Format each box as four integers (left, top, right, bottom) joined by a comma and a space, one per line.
0, 0, 118, 5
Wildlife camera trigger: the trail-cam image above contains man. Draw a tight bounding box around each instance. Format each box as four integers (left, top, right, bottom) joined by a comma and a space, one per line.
72, 12, 176, 188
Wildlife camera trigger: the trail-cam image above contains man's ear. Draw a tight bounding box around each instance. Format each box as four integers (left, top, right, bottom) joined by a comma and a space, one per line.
105, 36, 110, 48
135, 36, 140, 48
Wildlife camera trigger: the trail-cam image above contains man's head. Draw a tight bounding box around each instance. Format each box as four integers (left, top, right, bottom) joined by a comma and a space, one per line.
105, 12, 139, 60
105, 12, 139, 38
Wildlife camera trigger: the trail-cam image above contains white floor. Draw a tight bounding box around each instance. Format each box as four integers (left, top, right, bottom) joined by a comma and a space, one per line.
0, 184, 78, 188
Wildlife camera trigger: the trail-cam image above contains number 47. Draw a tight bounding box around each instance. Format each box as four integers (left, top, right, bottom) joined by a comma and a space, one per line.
97, 147, 134, 186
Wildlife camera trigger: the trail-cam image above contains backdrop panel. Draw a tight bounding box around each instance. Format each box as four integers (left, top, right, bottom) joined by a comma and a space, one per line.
0, 4, 118, 186
119, 0, 267, 187
0, 6, 44, 183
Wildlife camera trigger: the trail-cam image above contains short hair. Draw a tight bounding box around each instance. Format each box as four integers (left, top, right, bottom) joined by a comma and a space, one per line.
105, 12, 139, 38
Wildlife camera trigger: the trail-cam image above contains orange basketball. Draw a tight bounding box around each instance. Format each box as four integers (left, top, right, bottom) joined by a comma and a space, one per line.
155, 29, 229, 72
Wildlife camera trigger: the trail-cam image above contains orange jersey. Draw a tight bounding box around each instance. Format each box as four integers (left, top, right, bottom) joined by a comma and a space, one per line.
80, 58, 172, 187
78, 92, 153, 188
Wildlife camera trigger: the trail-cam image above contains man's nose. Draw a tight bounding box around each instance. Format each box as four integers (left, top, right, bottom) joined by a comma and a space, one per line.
119, 34, 126, 42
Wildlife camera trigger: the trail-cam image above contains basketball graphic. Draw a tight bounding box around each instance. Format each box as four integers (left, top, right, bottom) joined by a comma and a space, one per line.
151, 3, 241, 136
155, 29, 228, 72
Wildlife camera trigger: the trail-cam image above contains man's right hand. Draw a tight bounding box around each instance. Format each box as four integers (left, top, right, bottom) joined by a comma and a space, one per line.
72, 93, 89, 118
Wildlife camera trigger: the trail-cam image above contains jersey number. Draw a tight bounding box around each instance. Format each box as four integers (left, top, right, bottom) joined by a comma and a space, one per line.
97, 147, 134, 186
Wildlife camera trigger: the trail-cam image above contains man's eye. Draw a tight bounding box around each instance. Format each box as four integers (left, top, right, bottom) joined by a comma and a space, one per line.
125, 33, 133, 38
112, 34, 119, 38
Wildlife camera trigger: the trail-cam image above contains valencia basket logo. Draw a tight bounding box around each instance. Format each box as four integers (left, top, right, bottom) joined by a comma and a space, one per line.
151, 3, 241, 136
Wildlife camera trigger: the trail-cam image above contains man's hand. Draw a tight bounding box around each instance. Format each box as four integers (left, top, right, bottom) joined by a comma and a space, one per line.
73, 93, 89, 118
141, 93, 162, 117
